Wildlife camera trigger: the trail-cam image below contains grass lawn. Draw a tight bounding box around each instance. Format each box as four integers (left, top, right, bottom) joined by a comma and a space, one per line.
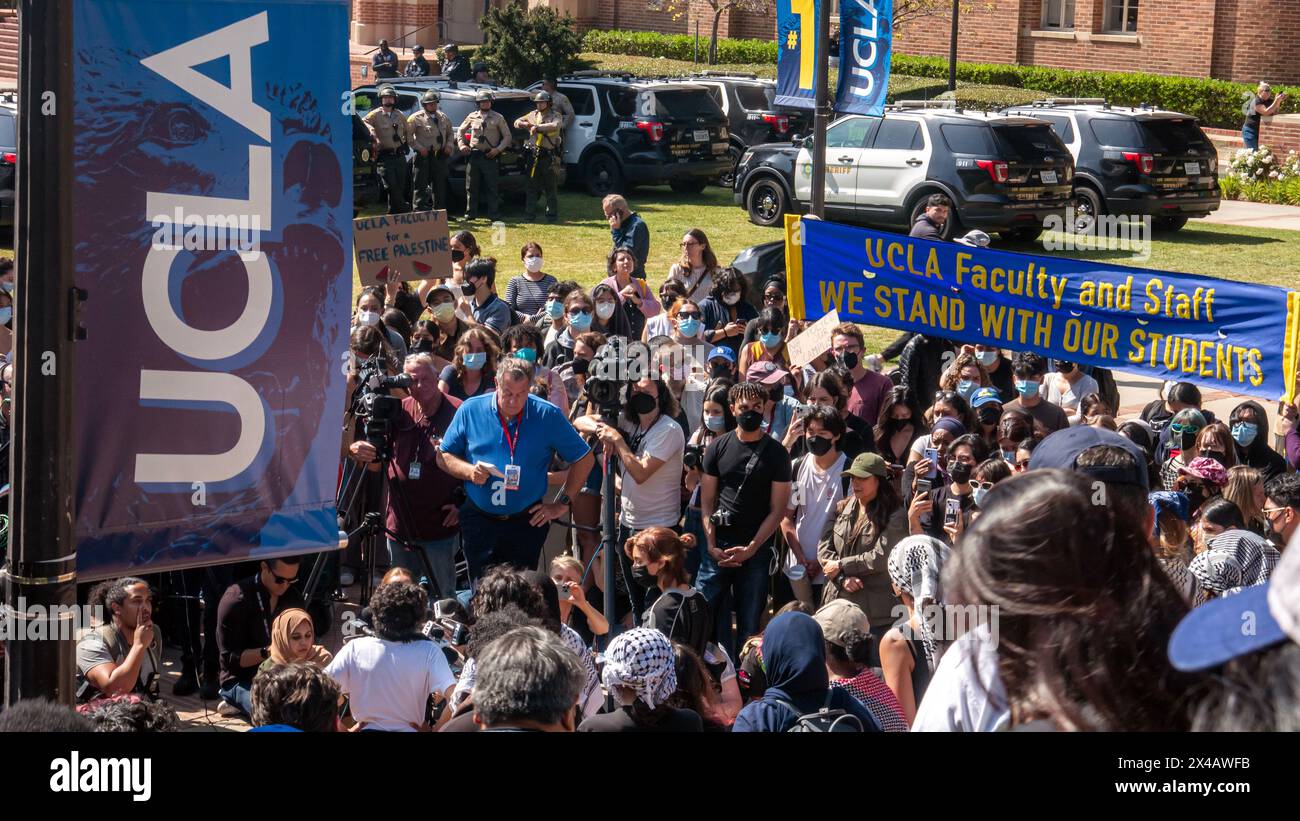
358, 184, 1300, 352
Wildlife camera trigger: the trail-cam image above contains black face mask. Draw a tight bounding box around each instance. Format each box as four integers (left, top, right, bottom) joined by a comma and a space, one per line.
1179, 431, 1197, 451
768, 384, 784, 402
807, 436, 833, 456
737, 410, 763, 432
710, 363, 731, 380
461, 282, 477, 297
1056, 362, 1074, 373
630, 564, 658, 589
1185, 486, 1206, 513
836, 351, 859, 371
977, 406, 1001, 426
628, 391, 658, 417
948, 461, 972, 485
411, 338, 434, 355
1200, 450, 1228, 467
451, 249, 465, 263
890, 416, 912, 431
570, 358, 590, 376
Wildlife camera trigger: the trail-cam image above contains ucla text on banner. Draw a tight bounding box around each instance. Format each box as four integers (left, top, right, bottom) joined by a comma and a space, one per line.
784, 217, 1300, 401
775, 0, 820, 110
72, 0, 353, 579
835, 0, 892, 117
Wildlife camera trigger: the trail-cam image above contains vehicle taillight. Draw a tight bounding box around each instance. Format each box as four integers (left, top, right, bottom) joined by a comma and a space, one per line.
762, 113, 789, 134
975, 159, 1009, 184
636, 120, 664, 143
1123, 152, 1154, 174
1, 153, 14, 165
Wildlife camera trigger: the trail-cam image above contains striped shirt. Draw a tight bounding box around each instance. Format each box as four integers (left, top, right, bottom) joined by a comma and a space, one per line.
505, 273, 557, 319
832, 669, 910, 732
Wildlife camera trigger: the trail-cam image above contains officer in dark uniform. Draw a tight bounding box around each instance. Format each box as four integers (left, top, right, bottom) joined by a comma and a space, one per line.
442, 43, 470, 83
404, 44, 434, 77
472, 63, 491, 85
372, 39, 399, 79
408, 90, 454, 211
515, 91, 562, 223
363, 84, 412, 214
457, 89, 511, 222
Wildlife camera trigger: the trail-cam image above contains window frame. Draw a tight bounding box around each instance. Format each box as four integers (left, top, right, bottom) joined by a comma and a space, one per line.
1041, 0, 1075, 30
1101, 0, 1139, 34
871, 117, 924, 152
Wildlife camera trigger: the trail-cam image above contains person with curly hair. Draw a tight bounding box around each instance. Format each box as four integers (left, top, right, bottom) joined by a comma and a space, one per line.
249, 662, 342, 733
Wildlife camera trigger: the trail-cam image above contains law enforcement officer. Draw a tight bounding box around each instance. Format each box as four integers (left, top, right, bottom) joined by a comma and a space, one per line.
457, 89, 511, 222
404, 44, 434, 77
442, 43, 470, 83
514, 91, 562, 223
472, 63, 491, 85
364, 84, 412, 214
541, 77, 575, 132
372, 39, 399, 79
409, 89, 454, 211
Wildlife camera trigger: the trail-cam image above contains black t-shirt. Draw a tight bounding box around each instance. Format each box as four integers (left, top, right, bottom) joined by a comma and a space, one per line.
577, 704, 703, 732
702, 431, 792, 544
987, 358, 1016, 404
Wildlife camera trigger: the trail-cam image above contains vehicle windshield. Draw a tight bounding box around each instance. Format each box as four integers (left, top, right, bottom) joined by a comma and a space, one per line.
1137, 118, 1212, 153
735, 84, 771, 111
992, 124, 1065, 160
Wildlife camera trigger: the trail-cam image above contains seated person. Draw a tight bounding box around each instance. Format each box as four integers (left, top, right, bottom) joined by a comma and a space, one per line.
250, 662, 342, 733
215, 556, 306, 717
76, 577, 163, 704
472, 626, 584, 732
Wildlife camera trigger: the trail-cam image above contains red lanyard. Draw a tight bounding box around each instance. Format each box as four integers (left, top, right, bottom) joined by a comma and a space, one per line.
498, 408, 522, 463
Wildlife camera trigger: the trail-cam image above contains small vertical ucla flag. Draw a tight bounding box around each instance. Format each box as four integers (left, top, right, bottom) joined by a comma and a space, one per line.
775, 0, 820, 110
835, 0, 893, 117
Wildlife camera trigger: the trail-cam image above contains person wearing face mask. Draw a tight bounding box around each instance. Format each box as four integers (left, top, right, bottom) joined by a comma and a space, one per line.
968, 343, 1014, 402
700, 268, 758, 356
1045, 358, 1099, 421
1193, 422, 1238, 471
937, 352, 990, 408
544, 290, 595, 368
704, 345, 738, 383
1228, 400, 1287, 479
830, 323, 892, 426
501, 323, 568, 413
699, 382, 793, 659
968, 457, 1011, 514
1263, 473, 1300, 550
643, 281, 687, 342
1159, 408, 1208, 492
439, 327, 500, 401
563, 331, 610, 577
995, 411, 1034, 468
874, 385, 923, 468
590, 282, 634, 339
910, 433, 988, 545
780, 406, 849, 610
1005, 351, 1068, 437
424, 284, 469, 364
902, 416, 967, 508
505, 242, 558, 321
789, 370, 871, 464
743, 279, 796, 348
362, 84, 412, 215
460, 257, 511, 336
354, 286, 408, 363
968, 388, 1003, 454
665, 298, 709, 361
575, 368, 685, 622
737, 306, 792, 381
1175, 456, 1228, 519
746, 361, 801, 443
602, 247, 661, 341
683, 381, 736, 585
536, 280, 580, 350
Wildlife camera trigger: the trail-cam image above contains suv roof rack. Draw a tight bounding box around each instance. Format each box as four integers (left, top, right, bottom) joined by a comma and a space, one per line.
1030, 97, 1109, 107
691, 71, 760, 80
891, 99, 956, 109
564, 70, 634, 80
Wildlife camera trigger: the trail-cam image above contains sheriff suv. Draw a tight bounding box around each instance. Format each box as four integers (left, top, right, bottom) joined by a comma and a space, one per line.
734, 101, 1076, 242
0, 98, 14, 230
680, 73, 811, 187
528, 72, 731, 197
352, 79, 548, 211
1000, 98, 1221, 232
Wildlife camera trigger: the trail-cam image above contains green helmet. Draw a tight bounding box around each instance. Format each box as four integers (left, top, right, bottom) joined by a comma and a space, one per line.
422, 90, 440, 104
377, 84, 397, 99
532, 91, 552, 104
475, 89, 494, 103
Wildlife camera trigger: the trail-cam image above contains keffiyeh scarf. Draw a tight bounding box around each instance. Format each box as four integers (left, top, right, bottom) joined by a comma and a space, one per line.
599, 627, 677, 710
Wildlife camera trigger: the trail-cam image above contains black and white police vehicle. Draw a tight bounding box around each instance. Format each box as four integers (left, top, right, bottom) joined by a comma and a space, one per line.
1000, 98, 1221, 232
676, 73, 811, 187
528, 72, 731, 197
733, 100, 1076, 242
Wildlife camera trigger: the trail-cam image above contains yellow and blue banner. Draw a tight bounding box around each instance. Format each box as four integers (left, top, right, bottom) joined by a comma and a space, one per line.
775, 0, 820, 110
835, 0, 892, 117
786, 216, 1300, 401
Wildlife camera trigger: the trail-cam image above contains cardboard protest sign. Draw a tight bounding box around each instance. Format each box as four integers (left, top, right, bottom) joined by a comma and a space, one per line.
353, 209, 451, 286
786, 309, 841, 368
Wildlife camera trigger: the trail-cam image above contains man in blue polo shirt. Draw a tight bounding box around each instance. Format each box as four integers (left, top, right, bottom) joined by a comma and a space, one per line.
439, 357, 593, 580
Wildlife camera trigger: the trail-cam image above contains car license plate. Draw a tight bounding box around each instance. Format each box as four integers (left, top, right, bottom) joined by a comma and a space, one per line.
694, 129, 710, 142
1184, 161, 1200, 175
1040, 170, 1057, 184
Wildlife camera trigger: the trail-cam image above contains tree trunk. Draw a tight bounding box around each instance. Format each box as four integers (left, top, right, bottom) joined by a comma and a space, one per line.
710, 6, 725, 65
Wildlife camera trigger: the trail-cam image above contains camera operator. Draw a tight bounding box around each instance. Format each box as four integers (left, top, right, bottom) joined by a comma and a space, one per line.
349, 352, 463, 596
682, 380, 735, 583
76, 577, 162, 704
439, 357, 594, 580
699, 382, 793, 659
215, 557, 305, 717
574, 370, 685, 622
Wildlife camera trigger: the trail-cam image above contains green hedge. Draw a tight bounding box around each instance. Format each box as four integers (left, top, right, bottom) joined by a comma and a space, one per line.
583, 30, 1297, 129
1220, 176, 1300, 206
941, 83, 1047, 111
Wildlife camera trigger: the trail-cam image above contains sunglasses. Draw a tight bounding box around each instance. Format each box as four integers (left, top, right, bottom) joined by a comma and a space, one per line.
764, 293, 785, 302
972, 480, 996, 491
677, 311, 701, 320
269, 570, 299, 585
567, 308, 590, 316
680, 240, 700, 247
1170, 423, 1200, 434
1015, 460, 1031, 469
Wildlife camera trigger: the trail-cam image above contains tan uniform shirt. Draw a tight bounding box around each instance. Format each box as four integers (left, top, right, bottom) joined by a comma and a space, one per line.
457, 109, 512, 152
363, 106, 411, 150
408, 108, 454, 153
515, 108, 563, 152
550, 91, 575, 130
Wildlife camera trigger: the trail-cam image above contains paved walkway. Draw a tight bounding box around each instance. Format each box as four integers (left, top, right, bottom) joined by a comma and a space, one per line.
1203, 200, 1300, 232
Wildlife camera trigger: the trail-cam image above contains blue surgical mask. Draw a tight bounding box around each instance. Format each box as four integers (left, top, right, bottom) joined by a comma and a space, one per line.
0, 282, 13, 295
512, 347, 537, 363
679, 317, 702, 338
1001, 449, 1016, 463
1015, 379, 1039, 399
704, 415, 726, 432
976, 350, 997, 367
972, 486, 990, 508
1231, 422, 1258, 448
760, 332, 782, 349
545, 299, 564, 319
0, 307, 10, 326
463, 352, 487, 371
568, 310, 593, 331
957, 379, 976, 399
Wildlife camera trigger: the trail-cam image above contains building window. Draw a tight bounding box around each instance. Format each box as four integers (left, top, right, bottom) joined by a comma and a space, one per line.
1042, 0, 1075, 29
1102, 0, 1139, 34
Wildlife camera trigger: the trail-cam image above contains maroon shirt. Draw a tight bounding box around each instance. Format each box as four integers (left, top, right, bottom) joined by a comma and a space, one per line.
846, 369, 893, 426
386, 393, 462, 541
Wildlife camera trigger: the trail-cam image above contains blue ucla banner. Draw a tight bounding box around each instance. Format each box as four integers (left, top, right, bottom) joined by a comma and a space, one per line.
72, 0, 353, 578
775, 0, 820, 109
835, 0, 892, 117
785, 217, 1300, 401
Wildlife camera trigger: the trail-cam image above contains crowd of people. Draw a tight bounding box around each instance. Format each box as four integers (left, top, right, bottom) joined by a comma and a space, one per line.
8, 204, 1300, 734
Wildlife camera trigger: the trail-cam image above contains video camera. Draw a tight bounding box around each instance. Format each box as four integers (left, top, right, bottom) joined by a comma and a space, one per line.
583, 337, 651, 418
352, 355, 413, 462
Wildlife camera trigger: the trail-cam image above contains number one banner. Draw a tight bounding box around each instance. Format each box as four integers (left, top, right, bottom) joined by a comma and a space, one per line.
775, 0, 819, 109
835, 0, 892, 117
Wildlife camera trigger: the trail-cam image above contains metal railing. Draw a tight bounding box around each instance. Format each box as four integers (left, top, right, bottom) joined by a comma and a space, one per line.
362, 21, 442, 56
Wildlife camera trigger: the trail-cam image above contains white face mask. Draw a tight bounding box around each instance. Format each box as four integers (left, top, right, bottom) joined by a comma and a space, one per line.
596, 302, 616, 320
356, 310, 381, 327
523, 256, 543, 274
723, 292, 741, 306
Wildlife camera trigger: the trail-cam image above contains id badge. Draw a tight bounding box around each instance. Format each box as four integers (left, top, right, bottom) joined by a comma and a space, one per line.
504, 464, 521, 491
409, 461, 422, 480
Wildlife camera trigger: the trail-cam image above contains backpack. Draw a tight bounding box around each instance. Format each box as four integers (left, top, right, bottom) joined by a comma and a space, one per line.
772, 693, 864, 732
75, 623, 163, 704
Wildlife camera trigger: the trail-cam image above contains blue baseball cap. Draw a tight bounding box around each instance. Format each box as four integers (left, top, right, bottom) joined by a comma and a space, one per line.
707, 345, 735, 363
969, 387, 1002, 409
1028, 425, 1149, 491
1168, 531, 1300, 671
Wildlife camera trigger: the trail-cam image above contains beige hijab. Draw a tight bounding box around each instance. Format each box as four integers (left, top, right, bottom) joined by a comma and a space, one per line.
269, 608, 333, 668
